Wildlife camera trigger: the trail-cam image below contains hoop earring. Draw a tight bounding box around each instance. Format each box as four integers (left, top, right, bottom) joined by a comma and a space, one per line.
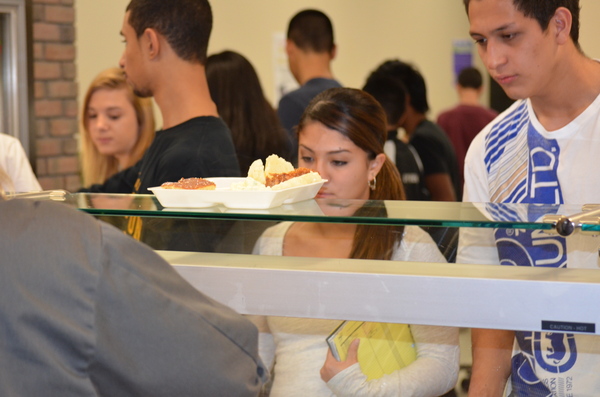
369, 177, 376, 191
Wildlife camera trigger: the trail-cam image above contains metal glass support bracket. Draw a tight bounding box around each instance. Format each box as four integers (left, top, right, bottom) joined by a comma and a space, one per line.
543, 204, 600, 237
11, 190, 67, 201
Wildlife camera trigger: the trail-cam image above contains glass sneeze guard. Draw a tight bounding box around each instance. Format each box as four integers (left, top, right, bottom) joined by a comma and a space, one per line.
28, 192, 600, 335
49, 191, 600, 233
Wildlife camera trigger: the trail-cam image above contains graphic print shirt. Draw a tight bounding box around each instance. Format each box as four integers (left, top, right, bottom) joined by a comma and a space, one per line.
458, 96, 600, 397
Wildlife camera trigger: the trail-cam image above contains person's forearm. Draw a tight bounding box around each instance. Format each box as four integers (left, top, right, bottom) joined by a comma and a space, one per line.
468, 328, 514, 397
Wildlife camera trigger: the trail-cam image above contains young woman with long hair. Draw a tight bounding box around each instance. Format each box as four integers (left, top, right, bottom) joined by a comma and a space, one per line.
252, 87, 459, 396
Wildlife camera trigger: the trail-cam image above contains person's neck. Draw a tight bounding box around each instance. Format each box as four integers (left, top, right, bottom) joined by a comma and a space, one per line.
152, 62, 218, 130
530, 52, 600, 131
298, 220, 356, 240
401, 110, 427, 138
295, 53, 334, 85
115, 154, 130, 171
458, 88, 482, 106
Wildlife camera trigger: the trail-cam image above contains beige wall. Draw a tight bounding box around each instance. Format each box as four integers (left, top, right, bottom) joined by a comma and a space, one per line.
76, 1, 600, 128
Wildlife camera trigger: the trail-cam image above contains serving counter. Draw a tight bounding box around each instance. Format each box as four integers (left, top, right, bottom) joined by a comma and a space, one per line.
33, 191, 600, 336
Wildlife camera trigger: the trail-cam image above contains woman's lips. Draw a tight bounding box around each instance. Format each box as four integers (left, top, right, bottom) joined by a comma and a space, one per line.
95, 138, 113, 145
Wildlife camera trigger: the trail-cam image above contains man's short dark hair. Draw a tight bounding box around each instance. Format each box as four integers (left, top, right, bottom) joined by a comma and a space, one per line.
457, 67, 483, 89
463, 0, 580, 49
373, 59, 429, 114
287, 9, 335, 53
363, 72, 407, 126
126, 0, 213, 64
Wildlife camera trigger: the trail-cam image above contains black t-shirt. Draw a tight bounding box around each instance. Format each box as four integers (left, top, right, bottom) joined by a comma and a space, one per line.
386, 130, 429, 201
84, 116, 240, 194
409, 119, 461, 199
81, 116, 241, 253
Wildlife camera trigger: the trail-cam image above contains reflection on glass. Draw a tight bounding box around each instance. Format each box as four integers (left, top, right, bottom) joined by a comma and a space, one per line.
90, 194, 137, 210
316, 198, 367, 217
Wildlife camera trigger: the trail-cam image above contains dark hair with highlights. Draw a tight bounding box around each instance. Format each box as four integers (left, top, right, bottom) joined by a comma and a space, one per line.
463, 0, 580, 49
126, 0, 213, 64
297, 87, 405, 260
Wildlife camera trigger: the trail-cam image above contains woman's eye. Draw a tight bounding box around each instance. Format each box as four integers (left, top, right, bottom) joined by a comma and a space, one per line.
300, 156, 313, 163
332, 160, 347, 166
109, 115, 121, 121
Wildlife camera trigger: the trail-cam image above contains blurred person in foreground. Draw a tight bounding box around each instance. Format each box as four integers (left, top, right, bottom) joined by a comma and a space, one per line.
0, 181, 266, 395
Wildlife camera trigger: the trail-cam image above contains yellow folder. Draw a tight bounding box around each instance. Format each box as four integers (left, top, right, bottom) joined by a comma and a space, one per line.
326, 321, 417, 381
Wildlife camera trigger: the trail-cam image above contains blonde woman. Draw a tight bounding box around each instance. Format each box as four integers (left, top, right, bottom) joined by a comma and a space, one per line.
80, 67, 155, 185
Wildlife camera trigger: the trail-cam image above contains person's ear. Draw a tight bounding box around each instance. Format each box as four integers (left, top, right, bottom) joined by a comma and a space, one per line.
330, 44, 337, 61
405, 92, 413, 109
285, 39, 295, 57
143, 28, 161, 59
369, 153, 386, 181
552, 7, 572, 45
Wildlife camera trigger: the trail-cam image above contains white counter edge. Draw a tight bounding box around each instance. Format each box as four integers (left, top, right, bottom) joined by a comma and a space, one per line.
158, 251, 600, 335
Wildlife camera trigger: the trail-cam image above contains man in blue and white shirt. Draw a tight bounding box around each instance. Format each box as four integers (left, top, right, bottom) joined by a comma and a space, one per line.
458, 0, 600, 396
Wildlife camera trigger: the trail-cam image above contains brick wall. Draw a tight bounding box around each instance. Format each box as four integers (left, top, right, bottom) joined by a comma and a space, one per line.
32, 0, 80, 191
